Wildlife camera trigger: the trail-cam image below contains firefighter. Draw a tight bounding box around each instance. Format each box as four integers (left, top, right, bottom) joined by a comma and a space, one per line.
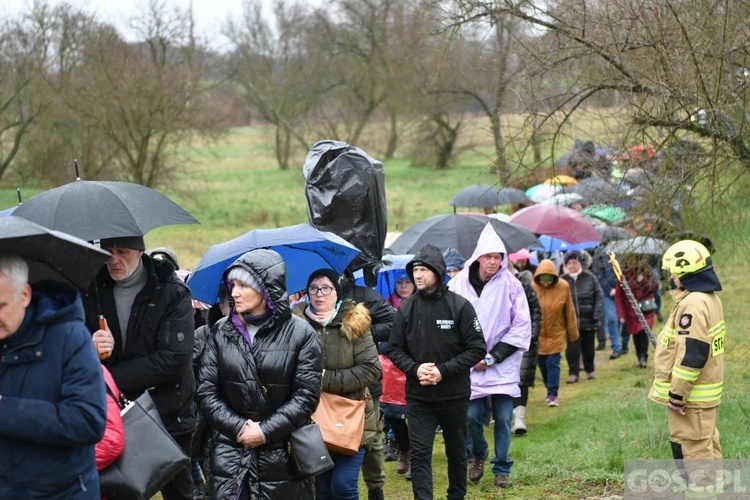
648, 240, 725, 498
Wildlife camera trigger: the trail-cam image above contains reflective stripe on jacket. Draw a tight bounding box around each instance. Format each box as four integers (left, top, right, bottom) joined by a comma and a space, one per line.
649, 288, 725, 409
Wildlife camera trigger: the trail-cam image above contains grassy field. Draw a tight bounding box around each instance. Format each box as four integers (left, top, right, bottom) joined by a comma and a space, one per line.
1, 119, 747, 499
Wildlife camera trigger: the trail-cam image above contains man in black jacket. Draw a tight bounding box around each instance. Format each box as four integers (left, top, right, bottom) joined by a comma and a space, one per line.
84, 236, 195, 500
388, 245, 486, 500
560, 251, 604, 382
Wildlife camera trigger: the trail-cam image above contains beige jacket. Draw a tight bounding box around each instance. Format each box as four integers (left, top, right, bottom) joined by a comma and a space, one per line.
649, 288, 725, 409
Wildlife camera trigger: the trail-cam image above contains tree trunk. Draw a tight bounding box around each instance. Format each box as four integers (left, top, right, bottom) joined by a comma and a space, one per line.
275, 126, 291, 170
384, 110, 398, 159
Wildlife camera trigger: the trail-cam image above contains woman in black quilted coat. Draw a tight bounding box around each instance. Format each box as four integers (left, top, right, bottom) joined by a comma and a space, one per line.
196, 249, 323, 499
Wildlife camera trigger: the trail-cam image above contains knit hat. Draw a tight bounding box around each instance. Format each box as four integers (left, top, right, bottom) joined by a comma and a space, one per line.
395, 271, 410, 282
306, 268, 342, 298
563, 250, 581, 264
100, 236, 146, 251
226, 266, 262, 293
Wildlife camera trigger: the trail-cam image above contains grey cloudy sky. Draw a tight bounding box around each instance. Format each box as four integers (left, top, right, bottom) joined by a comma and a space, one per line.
2, 0, 321, 50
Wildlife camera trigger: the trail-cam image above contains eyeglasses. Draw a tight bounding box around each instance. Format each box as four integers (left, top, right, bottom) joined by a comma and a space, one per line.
308, 285, 335, 296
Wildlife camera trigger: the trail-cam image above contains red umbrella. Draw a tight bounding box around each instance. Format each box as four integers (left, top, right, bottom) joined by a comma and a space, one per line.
507, 205, 601, 244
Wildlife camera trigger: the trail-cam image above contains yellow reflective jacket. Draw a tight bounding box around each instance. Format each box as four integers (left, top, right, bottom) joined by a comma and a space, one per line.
649, 288, 725, 409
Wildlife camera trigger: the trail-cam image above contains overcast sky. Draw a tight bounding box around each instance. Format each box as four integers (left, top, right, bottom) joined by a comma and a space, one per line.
2, 0, 317, 50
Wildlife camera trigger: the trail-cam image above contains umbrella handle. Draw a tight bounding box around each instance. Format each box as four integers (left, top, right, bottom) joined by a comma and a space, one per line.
96, 315, 111, 360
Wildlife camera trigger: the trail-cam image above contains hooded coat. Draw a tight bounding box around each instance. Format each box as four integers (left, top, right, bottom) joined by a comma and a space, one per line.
387, 244, 486, 403
0, 282, 106, 499
448, 224, 531, 399
197, 250, 322, 499
293, 299, 381, 450
532, 260, 579, 355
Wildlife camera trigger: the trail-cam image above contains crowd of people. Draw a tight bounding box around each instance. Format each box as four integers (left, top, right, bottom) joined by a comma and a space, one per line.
0, 222, 726, 499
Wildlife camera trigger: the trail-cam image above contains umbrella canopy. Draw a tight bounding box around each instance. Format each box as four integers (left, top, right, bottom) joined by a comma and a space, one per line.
539, 192, 584, 207
0, 206, 16, 218
449, 185, 505, 209
12, 180, 199, 241
497, 187, 532, 205
0, 215, 111, 290
175, 269, 211, 310
486, 212, 510, 222
530, 235, 600, 253
353, 254, 414, 300
388, 214, 540, 259
507, 205, 602, 244
543, 174, 578, 186
187, 224, 362, 303
568, 177, 624, 204
581, 204, 628, 224
525, 183, 561, 203
603, 236, 670, 256
597, 224, 632, 243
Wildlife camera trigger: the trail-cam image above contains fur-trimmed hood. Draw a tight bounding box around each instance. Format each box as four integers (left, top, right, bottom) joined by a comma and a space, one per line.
293, 300, 372, 341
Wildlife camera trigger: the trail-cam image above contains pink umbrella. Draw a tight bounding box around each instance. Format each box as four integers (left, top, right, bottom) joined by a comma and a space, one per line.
507, 205, 601, 244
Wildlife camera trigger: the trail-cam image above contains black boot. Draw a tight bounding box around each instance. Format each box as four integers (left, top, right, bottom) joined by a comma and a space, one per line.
368, 488, 385, 500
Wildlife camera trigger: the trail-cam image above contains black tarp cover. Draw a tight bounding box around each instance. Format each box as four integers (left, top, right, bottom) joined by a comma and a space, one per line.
303, 140, 387, 286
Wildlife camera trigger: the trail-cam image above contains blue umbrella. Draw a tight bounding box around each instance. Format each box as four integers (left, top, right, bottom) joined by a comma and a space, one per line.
530, 234, 600, 253
187, 224, 362, 303
353, 254, 414, 300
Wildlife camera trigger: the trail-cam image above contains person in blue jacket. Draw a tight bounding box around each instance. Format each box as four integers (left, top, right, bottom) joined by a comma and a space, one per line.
0, 253, 107, 499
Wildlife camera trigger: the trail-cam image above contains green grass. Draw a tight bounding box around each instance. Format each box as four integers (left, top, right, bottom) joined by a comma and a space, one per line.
2, 121, 748, 499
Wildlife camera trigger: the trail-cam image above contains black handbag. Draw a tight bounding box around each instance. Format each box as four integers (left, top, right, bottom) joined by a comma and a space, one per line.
288, 422, 335, 478
250, 354, 332, 478
99, 391, 189, 499
639, 298, 658, 313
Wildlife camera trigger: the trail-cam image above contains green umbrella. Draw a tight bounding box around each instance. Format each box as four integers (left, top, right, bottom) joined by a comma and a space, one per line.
582, 204, 627, 224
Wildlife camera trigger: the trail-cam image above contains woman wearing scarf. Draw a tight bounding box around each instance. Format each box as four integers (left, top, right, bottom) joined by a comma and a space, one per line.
293, 268, 381, 500
196, 249, 322, 499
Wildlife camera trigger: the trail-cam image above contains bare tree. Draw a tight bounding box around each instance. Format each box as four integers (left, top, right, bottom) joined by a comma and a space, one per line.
0, 14, 52, 181
227, 0, 320, 169
443, 0, 750, 236
10, 1, 226, 187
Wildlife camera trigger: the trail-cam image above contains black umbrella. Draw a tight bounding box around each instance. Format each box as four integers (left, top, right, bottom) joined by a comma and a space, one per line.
0, 216, 111, 290
450, 185, 505, 209
13, 180, 199, 241
597, 224, 631, 243
568, 177, 624, 204
388, 214, 541, 259
497, 187, 532, 205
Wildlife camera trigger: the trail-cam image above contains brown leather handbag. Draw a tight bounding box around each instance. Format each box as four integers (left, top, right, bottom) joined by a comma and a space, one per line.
312, 391, 366, 455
